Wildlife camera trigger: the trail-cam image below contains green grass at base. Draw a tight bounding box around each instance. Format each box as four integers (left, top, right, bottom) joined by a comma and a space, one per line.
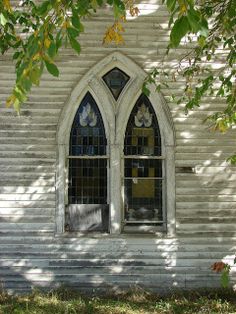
0, 287, 236, 314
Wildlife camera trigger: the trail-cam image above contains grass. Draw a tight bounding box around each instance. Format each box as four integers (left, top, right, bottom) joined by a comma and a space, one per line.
0, 287, 236, 314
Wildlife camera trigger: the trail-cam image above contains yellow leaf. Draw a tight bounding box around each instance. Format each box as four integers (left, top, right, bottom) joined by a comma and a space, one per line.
103, 21, 125, 45
62, 20, 70, 29
180, 4, 187, 14
217, 120, 228, 133
116, 22, 124, 32
3, 0, 12, 11
44, 37, 51, 49
32, 53, 40, 61
23, 68, 30, 76
177, 0, 187, 14
6, 95, 16, 108
91, 0, 98, 9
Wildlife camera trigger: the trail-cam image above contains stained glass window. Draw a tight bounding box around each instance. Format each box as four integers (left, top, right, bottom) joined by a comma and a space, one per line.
124, 94, 163, 225
67, 92, 108, 232
103, 67, 130, 100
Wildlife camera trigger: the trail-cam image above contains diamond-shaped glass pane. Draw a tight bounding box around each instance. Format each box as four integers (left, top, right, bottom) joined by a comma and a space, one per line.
103, 67, 130, 100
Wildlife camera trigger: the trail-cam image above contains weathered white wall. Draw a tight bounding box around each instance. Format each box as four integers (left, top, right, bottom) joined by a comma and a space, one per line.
0, 0, 236, 293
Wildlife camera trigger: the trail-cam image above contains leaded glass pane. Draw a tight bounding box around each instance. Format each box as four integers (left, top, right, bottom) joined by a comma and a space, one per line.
124, 179, 162, 221
68, 158, 107, 204
68, 92, 107, 206
124, 159, 162, 178
103, 67, 130, 100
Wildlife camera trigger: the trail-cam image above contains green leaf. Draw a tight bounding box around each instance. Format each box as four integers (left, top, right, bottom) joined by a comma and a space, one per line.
44, 60, 59, 77
13, 86, 27, 103
76, 0, 90, 15
30, 66, 41, 85
0, 13, 7, 26
13, 97, 21, 113
170, 16, 190, 47
69, 37, 81, 55
48, 41, 57, 58
142, 84, 150, 96
55, 30, 62, 52
166, 0, 176, 12
67, 27, 80, 38
227, 155, 236, 165
187, 8, 200, 33
206, 54, 211, 61
71, 14, 83, 31
37, 0, 51, 16
113, 0, 125, 19
199, 18, 209, 37
13, 51, 21, 60
16, 62, 28, 80
21, 78, 32, 92
197, 36, 205, 48
28, 39, 39, 57
168, 6, 179, 27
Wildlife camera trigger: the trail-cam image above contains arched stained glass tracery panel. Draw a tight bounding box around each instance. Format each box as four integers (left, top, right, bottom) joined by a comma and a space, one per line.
124, 94, 164, 226
67, 92, 108, 232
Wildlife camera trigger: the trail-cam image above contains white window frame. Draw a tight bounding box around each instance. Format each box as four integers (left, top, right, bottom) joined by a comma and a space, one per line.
56, 52, 176, 236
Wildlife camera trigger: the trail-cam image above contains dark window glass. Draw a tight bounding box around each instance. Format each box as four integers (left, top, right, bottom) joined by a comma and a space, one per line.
103, 67, 130, 100
124, 94, 163, 223
68, 92, 107, 205
68, 159, 107, 204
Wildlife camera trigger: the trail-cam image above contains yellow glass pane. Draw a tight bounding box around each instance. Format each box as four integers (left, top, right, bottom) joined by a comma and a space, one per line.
132, 179, 154, 198
132, 168, 138, 177
149, 168, 154, 177
132, 136, 137, 146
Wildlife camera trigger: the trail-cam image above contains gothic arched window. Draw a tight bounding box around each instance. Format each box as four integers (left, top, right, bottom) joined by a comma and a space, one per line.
124, 94, 165, 230
66, 92, 108, 232
56, 53, 175, 236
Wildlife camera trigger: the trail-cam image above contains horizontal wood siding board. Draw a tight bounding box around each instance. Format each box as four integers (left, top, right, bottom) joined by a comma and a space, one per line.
0, 0, 236, 292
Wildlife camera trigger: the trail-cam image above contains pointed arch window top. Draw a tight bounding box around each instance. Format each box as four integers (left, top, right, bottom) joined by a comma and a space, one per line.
103, 67, 130, 100
70, 93, 107, 156
124, 94, 162, 156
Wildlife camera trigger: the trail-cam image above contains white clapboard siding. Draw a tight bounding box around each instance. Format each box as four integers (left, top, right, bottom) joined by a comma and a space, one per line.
0, 0, 236, 293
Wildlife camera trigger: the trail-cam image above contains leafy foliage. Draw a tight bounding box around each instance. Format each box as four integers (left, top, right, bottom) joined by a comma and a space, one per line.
0, 0, 137, 112
143, 0, 236, 162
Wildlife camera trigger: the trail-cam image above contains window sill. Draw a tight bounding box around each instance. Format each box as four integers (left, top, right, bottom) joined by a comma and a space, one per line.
54, 230, 172, 239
